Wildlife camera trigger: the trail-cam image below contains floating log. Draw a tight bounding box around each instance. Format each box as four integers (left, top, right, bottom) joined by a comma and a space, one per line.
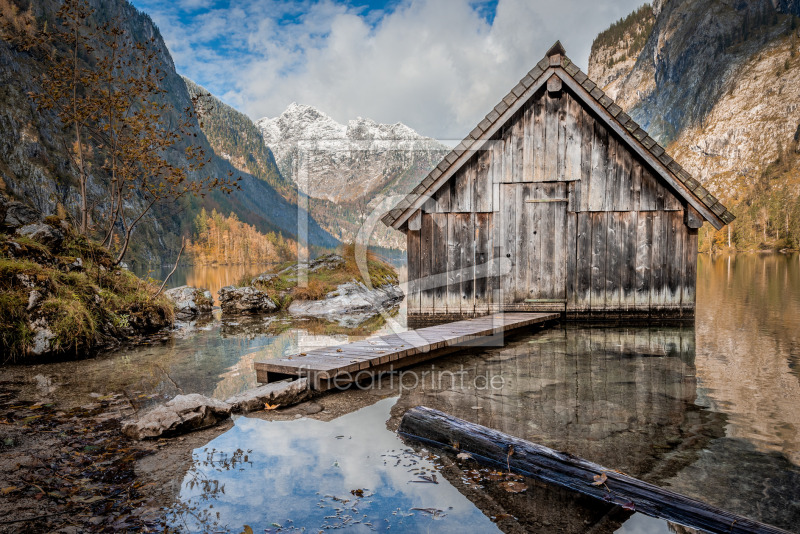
398, 406, 791, 534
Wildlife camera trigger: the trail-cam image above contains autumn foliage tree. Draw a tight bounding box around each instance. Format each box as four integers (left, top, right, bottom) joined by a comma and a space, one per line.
8, 0, 239, 264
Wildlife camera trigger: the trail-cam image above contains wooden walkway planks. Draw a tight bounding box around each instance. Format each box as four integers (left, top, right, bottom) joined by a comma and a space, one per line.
254, 312, 559, 390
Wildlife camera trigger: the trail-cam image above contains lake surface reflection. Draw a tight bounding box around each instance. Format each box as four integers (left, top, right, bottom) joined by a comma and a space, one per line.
22, 254, 800, 532
163, 252, 800, 533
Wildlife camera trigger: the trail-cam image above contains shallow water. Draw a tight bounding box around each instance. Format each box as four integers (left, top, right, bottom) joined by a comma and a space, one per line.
18, 253, 800, 532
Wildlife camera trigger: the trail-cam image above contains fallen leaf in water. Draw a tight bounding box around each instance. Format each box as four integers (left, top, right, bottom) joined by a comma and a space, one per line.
1, 486, 19, 495
240, 526, 254, 534
456, 452, 473, 461
592, 472, 608, 486
264, 403, 280, 410
499, 480, 528, 493
336, 348, 343, 352
299, 353, 307, 356
350, 488, 364, 497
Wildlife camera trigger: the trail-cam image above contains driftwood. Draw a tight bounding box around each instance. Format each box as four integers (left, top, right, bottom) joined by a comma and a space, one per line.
398, 406, 791, 534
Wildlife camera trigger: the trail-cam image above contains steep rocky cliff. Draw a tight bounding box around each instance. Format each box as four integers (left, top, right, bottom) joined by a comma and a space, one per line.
0, 0, 336, 265
589, 0, 800, 248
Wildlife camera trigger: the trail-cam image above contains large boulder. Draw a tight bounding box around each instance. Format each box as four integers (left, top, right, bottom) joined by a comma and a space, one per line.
218, 285, 276, 314
15, 222, 64, 250
164, 285, 213, 319
121, 393, 231, 440
225, 378, 311, 413
288, 281, 403, 327
3, 201, 39, 230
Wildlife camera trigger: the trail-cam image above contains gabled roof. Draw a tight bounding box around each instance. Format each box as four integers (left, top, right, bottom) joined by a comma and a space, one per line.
382, 41, 734, 231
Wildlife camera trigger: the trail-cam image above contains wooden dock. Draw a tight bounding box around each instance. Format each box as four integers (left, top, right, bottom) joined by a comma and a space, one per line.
254, 312, 559, 390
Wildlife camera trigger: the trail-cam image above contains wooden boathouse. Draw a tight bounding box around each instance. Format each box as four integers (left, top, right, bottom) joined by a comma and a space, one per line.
382, 42, 734, 323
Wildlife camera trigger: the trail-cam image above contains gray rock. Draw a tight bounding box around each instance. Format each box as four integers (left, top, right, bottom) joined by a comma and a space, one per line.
3, 201, 38, 229
27, 289, 42, 311
225, 378, 311, 413
66, 257, 83, 272
251, 272, 278, 285
16, 222, 64, 250
29, 318, 55, 355
165, 285, 213, 319
121, 393, 232, 440
288, 281, 403, 327
218, 285, 276, 314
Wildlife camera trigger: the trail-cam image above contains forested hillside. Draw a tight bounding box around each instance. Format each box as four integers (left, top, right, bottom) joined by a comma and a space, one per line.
0, 0, 336, 267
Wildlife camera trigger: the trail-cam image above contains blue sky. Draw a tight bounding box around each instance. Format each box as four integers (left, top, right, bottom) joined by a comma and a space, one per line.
130, 0, 646, 139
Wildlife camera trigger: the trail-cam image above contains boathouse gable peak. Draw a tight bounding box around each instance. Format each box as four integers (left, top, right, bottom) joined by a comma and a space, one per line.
382, 42, 734, 232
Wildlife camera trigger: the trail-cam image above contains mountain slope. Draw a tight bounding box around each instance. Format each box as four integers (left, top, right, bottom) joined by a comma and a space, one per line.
588, 0, 800, 249
256, 103, 449, 205
0, 0, 336, 265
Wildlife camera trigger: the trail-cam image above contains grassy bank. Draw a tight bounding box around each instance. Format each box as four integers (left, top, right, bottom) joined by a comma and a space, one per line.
243, 244, 399, 309
1, 223, 173, 362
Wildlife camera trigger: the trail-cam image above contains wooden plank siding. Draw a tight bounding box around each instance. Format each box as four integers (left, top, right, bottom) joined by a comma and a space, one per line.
407, 85, 698, 322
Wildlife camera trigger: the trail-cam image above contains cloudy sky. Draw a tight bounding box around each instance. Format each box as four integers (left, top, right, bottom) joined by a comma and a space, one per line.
130, 0, 646, 139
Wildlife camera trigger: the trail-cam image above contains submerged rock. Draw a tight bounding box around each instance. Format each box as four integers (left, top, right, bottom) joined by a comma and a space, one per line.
122, 393, 232, 440
218, 285, 276, 314
164, 285, 213, 319
16, 222, 64, 250
225, 378, 311, 413
288, 281, 403, 327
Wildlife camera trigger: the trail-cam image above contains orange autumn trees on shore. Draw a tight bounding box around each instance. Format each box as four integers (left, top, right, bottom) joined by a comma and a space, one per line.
188, 208, 299, 265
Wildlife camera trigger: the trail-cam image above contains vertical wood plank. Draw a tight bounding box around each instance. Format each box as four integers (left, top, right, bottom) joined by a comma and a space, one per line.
666, 211, 683, 308
588, 121, 608, 211
552, 185, 567, 300
523, 102, 535, 181
544, 92, 559, 180
512, 111, 524, 183
590, 212, 608, 312
491, 136, 504, 184
533, 95, 546, 182
575, 211, 592, 311
501, 184, 516, 305
420, 213, 434, 313
474, 213, 492, 313
516, 183, 531, 303
407, 229, 421, 315
431, 213, 448, 314
650, 211, 666, 311
462, 213, 475, 316
634, 211, 652, 311
617, 145, 633, 211
631, 161, 642, 211
557, 93, 567, 181
620, 211, 637, 312
434, 179, 451, 212
565, 211, 578, 310
579, 109, 593, 211
682, 228, 698, 312
474, 148, 493, 212
605, 212, 620, 312
447, 213, 463, 314
453, 160, 473, 212
604, 135, 617, 211
564, 93, 582, 181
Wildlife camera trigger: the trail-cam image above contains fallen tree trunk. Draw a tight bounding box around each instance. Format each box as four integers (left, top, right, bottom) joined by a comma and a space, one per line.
398, 406, 791, 534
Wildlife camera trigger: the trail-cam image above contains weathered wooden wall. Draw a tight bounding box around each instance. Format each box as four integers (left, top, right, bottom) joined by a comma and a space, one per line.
407, 86, 699, 321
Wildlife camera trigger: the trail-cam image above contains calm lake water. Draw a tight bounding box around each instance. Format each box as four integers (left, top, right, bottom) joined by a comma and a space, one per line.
21, 253, 800, 532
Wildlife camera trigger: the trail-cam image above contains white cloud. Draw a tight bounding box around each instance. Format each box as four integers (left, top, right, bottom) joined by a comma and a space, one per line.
136, 0, 647, 139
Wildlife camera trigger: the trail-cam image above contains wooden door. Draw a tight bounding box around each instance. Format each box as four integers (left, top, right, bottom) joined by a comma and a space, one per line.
499, 182, 568, 310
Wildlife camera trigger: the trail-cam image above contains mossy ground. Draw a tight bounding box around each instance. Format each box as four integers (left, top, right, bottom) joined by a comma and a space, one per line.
244, 244, 399, 309
0, 228, 174, 362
